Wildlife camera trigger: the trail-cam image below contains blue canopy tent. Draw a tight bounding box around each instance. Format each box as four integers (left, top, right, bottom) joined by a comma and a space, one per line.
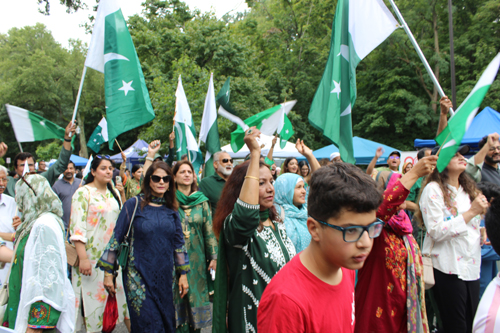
414, 107, 500, 149
110, 139, 150, 164
47, 154, 89, 168
313, 137, 400, 165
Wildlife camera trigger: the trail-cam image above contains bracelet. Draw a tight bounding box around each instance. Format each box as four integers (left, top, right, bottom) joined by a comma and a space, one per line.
11, 233, 15, 243
146, 157, 154, 162
64, 138, 72, 142
120, 164, 126, 170
104, 272, 114, 277
244, 176, 260, 181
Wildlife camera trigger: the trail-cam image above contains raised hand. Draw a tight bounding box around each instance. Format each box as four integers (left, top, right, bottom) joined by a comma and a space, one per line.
409, 155, 438, 178
487, 132, 500, 147
375, 147, 383, 158
148, 140, 161, 156
440, 96, 453, 116
0, 142, 7, 158
244, 127, 262, 154
121, 152, 127, 163
271, 134, 278, 147
296, 139, 312, 157
65, 121, 77, 138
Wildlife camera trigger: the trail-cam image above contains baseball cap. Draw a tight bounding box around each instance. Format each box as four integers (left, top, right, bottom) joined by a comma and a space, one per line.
388, 151, 401, 157
330, 152, 340, 161
431, 145, 470, 156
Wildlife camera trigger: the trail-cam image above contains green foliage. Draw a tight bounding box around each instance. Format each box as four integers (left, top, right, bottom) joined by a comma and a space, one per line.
35, 140, 63, 161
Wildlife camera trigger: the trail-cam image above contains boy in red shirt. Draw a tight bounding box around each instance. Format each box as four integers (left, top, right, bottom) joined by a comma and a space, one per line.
257, 163, 384, 332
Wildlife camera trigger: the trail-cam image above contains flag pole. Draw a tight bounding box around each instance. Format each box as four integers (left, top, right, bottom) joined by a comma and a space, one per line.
69, 66, 88, 137
185, 122, 192, 163
17, 142, 23, 153
387, 0, 454, 116
115, 139, 123, 152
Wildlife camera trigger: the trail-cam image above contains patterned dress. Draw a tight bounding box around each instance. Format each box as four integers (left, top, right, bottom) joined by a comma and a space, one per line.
174, 198, 218, 332
124, 177, 141, 201
213, 199, 296, 333
69, 186, 128, 333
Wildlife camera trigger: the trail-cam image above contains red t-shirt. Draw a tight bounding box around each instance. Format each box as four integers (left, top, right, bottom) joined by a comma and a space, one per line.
257, 254, 356, 333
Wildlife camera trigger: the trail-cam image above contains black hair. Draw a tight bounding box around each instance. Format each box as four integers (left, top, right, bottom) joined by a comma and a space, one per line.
417, 148, 431, 160
298, 160, 310, 176
14, 152, 34, 168
131, 164, 143, 174
281, 157, 299, 174
486, 198, 500, 255
479, 136, 488, 150
308, 163, 382, 221
476, 182, 500, 202
85, 157, 122, 209
67, 161, 76, 169
181, 154, 188, 160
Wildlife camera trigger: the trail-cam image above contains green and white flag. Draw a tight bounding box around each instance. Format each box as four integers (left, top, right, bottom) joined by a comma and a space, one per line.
174, 75, 202, 172
436, 53, 500, 172
87, 117, 109, 153
230, 101, 296, 152
5, 104, 65, 142
199, 74, 221, 177
82, 155, 94, 180
85, 0, 155, 149
308, 0, 398, 163
216, 77, 247, 129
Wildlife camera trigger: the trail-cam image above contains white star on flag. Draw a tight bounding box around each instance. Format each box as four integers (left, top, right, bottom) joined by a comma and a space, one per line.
119, 80, 135, 96
331, 80, 341, 99
40, 121, 45, 126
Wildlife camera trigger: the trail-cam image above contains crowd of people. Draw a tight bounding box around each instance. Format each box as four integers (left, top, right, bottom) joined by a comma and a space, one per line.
0, 97, 499, 332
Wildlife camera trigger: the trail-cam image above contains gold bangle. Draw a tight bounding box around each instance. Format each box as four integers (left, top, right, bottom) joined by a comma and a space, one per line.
244, 176, 259, 181
104, 272, 113, 277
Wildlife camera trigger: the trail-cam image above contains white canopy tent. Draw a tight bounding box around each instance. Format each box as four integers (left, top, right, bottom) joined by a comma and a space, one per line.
221, 134, 303, 159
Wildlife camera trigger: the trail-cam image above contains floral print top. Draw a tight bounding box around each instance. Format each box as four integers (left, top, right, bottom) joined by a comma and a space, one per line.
419, 182, 481, 281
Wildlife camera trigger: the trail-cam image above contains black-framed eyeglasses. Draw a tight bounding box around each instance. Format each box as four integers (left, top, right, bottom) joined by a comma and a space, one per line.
220, 158, 233, 164
151, 175, 171, 183
311, 217, 384, 242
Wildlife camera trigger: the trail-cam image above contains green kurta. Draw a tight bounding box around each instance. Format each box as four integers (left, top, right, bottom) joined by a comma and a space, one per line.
198, 173, 226, 215
174, 196, 218, 331
214, 199, 296, 333
5, 236, 61, 330
125, 177, 142, 200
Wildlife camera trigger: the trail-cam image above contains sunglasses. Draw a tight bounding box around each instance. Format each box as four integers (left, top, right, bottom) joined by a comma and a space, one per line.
389, 156, 400, 160
311, 217, 384, 243
151, 175, 171, 183
220, 158, 233, 164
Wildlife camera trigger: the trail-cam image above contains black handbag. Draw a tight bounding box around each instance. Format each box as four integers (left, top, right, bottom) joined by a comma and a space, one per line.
116, 197, 139, 270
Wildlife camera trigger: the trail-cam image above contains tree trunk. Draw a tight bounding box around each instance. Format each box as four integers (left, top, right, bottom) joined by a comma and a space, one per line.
77, 112, 88, 158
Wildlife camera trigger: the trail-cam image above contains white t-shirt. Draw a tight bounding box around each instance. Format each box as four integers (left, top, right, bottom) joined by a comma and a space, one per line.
473, 274, 500, 332
0, 194, 16, 284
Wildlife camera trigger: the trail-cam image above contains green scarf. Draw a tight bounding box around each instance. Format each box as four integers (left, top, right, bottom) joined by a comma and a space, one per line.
176, 190, 209, 208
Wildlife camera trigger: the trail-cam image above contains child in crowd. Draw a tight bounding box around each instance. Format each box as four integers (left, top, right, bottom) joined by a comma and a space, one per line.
257, 163, 383, 332
473, 195, 500, 332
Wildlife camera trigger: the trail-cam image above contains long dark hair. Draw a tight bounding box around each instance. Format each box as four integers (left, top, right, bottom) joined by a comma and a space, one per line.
415, 166, 478, 226
298, 160, 310, 177
281, 157, 299, 175
85, 157, 122, 209
141, 161, 178, 210
213, 160, 278, 239
172, 160, 198, 194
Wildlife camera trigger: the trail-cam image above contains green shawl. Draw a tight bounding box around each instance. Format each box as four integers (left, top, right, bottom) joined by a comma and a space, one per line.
176, 190, 209, 208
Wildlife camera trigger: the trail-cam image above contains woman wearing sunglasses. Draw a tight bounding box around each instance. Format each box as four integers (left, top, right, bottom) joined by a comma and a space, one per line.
355, 155, 438, 333
97, 155, 190, 332
69, 156, 130, 332
172, 160, 217, 332
212, 127, 296, 333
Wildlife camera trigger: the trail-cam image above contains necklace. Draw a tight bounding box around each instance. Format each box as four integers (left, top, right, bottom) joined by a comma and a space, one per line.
182, 208, 191, 239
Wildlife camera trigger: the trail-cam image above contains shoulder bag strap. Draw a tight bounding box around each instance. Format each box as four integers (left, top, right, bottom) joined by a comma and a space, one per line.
124, 197, 139, 241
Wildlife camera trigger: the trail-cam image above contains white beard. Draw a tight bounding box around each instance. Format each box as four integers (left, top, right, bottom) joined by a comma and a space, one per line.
218, 164, 233, 177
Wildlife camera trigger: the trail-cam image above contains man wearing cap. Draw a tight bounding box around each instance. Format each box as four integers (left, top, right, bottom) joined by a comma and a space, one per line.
198, 151, 234, 215
464, 133, 500, 185
330, 152, 341, 162
366, 148, 401, 189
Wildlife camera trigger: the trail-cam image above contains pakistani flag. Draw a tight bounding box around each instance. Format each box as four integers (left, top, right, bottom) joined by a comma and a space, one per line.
216, 78, 247, 129
85, 0, 155, 149
230, 101, 296, 152
308, 0, 398, 163
87, 118, 109, 153
174, 76, 202, 172
436, 53, 500, 172
6, 105, 65, 142
199, 74, 221, 177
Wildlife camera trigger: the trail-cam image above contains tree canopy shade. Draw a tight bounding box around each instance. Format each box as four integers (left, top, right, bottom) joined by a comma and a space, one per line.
1, 0, 499, 164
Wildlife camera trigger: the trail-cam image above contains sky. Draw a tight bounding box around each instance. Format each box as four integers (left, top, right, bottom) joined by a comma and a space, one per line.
0, 0, 248, 48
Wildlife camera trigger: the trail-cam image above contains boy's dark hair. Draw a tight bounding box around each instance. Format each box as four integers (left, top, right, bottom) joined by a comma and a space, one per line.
14, 152, 34, 168
417, 148, 431, 160
485, 198, 500, 255
308, 163, 382, 221
476, 182, 500, 202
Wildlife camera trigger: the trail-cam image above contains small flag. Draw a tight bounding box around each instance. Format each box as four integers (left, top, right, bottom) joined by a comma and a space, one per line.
308, 0, 398, 163
436, 53, 500, 172
6, 105, 66, 143
22, 160, 30, 177
82, 155, 94, 180
85, 0, 155, 149
216, 77, 247, 129
199, 74, 221, 177
230, 101, 296, 152
87, 118, 109, 153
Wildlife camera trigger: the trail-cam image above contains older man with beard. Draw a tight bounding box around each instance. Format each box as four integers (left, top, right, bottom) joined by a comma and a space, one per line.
199, 151, 234, 215
0, 165, 17, 283
52, 161, 82, 230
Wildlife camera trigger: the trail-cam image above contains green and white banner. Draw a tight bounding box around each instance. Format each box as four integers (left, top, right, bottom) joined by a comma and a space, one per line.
85, 0, 154, 149
436, 53, 500, 172
199, 74, 221, 177
87, 117, 109, 153
6, 104, 65, 142
308, 0, 398, 163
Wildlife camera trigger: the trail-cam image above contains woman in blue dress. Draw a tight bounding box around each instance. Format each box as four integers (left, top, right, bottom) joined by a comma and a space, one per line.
97, 160, 190, 332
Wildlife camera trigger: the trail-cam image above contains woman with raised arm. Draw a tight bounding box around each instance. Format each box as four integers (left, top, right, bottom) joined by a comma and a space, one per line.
97, 156, 189, 332
70, 156, 129, 333
212, 127, 296, 333
119, 152, 143, 200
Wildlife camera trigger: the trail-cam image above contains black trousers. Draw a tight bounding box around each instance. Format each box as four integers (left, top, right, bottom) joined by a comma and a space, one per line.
432, 268, 480, 333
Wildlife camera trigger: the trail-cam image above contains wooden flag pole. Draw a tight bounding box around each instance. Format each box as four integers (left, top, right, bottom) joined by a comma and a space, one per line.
435, 131, 451, 157
115, 139, 124, 153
